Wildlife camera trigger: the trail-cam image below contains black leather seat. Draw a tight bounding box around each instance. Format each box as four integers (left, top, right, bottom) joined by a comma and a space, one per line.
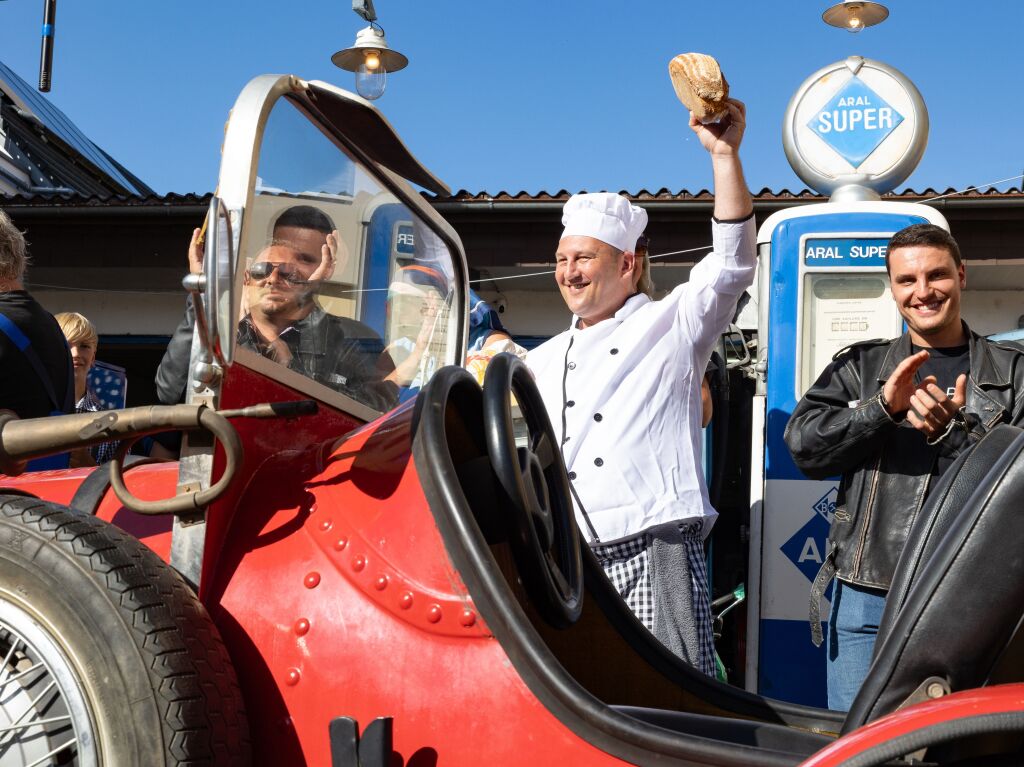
843, 424, 1024, 733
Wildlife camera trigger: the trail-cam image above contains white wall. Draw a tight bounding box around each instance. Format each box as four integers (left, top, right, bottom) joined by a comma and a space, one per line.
33, 291, 186, 337
960, 291, 1024, 336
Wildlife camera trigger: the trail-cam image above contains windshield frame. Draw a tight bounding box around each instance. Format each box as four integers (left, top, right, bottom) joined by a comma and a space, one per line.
214, 75, 468, 421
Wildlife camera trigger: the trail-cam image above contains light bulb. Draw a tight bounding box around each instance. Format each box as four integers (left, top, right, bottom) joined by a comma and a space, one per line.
846, 5, 864, 32
356, 62, 387, 100
364, 50, 381, 71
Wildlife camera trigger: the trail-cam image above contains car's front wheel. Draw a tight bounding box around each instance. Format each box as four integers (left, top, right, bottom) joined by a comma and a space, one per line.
0, 494, 249, 766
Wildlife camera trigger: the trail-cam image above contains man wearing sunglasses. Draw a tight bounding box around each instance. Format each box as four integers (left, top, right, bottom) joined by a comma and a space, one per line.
156, 205, 396, 415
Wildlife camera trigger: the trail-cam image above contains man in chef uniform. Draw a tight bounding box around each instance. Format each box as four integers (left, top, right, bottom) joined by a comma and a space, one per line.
526, 99, 754, 675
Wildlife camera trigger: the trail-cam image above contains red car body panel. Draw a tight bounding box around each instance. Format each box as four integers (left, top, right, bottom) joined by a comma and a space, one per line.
799, 684, 1024, 766
0, 462, 177, 561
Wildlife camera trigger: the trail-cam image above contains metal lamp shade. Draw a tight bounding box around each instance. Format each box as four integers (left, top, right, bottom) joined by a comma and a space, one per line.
822, 1, 889, 30
332, 25, 408, 73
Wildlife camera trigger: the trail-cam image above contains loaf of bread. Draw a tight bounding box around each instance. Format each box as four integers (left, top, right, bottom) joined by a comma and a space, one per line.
668, 53, 729, 123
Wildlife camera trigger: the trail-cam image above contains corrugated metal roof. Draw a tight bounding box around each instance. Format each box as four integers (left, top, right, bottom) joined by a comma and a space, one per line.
430, 186, 1024, 202
0, 191, 209, 208
0, 59, 152, 197
2, 185, 1021, 210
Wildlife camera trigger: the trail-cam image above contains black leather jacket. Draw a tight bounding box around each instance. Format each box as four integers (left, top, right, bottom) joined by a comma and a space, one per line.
785, 325, 1024, 591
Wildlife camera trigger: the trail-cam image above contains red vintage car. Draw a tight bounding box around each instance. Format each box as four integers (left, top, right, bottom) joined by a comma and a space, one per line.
0, 75, 1021, 766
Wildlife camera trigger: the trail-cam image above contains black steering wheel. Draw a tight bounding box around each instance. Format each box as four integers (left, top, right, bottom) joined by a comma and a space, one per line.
482, 353, 583, 628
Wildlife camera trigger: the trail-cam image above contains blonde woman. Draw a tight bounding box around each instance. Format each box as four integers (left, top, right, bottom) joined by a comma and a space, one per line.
54, 312, 118, 466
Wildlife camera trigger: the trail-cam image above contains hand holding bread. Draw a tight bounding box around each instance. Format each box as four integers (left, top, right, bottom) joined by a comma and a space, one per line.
689, 98, 746, 158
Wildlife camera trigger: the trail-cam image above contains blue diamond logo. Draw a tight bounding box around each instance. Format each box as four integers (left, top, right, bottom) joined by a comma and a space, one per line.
811, 486, 838, 523
781, 509, 833, 598
807, 77, 904, 168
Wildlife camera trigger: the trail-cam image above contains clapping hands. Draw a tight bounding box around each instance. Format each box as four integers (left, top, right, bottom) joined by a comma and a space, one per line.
882, 351, 967, 438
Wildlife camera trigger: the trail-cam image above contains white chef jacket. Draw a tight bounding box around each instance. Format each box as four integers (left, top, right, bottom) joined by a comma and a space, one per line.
526, 216, 756, 543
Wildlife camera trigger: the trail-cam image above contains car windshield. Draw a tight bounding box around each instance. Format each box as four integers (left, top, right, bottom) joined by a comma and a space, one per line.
236, 95, 460, 413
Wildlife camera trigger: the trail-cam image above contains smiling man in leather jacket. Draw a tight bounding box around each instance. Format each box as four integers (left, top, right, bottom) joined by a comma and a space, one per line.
785, 223, 1024, 711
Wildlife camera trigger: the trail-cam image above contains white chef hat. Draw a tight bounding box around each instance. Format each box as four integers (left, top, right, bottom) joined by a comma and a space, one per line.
560, 192, 648, 253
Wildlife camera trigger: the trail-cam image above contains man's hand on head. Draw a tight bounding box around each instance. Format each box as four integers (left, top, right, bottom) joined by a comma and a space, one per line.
689, 98, 746, 157
187, 227, 204, 276
907, 373, 967, 438
309, 229, 343, 283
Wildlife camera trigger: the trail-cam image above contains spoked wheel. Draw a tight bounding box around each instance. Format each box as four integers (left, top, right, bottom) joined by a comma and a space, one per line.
0, 494, 249, 766
0, 600, 97, 767
482, 353, 583, 628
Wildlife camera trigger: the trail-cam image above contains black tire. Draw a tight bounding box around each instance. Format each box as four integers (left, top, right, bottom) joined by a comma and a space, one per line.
0, 494, 250, 766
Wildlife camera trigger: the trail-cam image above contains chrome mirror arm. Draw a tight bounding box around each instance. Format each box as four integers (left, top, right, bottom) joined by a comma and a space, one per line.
182, 271, 221, 390
184, 197, 236, 391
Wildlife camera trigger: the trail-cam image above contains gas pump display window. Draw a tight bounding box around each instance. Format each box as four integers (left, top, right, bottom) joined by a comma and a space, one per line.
799, 274, 896, 396
236, 95, 460, 414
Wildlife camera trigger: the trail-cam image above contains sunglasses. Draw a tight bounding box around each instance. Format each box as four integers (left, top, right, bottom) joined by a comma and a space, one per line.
247, 261, 307, 284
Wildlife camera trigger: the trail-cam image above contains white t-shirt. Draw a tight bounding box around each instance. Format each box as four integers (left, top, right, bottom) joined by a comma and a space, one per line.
527, 217, 756, 543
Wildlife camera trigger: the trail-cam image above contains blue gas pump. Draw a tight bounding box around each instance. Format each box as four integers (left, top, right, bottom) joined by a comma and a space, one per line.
745, 55, 944, 706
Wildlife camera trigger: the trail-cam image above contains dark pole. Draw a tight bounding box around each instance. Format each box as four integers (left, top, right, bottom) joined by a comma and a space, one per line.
38, 0, 57, 92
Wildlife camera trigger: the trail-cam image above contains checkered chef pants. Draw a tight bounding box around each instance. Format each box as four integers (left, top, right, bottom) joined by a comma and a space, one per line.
591, 521, 716, 677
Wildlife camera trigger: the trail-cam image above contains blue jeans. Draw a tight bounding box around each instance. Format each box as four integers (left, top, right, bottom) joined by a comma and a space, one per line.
827, 580, 887, 712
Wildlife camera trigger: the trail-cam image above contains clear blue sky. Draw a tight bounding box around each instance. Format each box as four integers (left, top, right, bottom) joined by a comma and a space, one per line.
1, 1, 1021, 197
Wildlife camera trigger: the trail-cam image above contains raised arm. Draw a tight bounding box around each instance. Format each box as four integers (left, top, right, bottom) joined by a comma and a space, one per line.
677, 98, 756, 356
689, 99, 753, 222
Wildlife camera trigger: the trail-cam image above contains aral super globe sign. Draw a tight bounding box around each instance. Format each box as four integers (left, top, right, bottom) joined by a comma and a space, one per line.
807, 78, 904, 168
782, 57, 928, 196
